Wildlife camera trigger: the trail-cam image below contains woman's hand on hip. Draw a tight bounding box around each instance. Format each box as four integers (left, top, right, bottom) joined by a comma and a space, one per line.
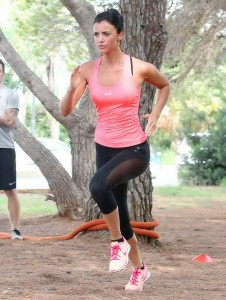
143, 113, 158, 136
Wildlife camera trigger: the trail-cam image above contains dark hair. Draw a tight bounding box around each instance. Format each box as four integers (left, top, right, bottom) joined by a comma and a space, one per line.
94, 8, 124, 34
0, 59, 5, 73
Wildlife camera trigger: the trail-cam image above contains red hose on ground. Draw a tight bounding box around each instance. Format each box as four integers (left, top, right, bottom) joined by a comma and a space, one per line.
0, 219, 159, 241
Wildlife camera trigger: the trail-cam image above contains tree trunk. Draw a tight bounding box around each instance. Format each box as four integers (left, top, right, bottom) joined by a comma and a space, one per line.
13, 121, 84, 219
119, 0, 168, 224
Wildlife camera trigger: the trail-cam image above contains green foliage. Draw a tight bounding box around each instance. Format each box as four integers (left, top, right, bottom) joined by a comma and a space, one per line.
59, 124, 71, 146
220, 177, 226, 187
179, 109, 226, 185
163, 42, 226, 143
26, 102, 50, 137
160, 148, 176, 165
1, 60, 26, 91
11, 0, 89, 66
150, 129, 173, 150
4, 71, 25, 91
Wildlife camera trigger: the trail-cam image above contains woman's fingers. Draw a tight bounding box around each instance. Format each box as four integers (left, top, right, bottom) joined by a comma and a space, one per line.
70, 66, 81, 88
143, 115, 158, 136
72, 66, 81, 75
145, 124, 156, 136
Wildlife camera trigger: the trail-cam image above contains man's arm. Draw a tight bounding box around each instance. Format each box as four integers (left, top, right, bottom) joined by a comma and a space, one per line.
0, 108, 19, 128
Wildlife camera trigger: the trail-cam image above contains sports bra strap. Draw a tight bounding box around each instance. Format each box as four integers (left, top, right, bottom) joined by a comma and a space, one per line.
130, 56, 133, 75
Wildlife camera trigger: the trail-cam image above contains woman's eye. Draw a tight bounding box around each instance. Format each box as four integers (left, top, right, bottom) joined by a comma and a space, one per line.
103, 32, 110, 36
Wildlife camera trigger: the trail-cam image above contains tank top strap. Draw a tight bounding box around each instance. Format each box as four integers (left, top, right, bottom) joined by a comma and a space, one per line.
88, 57, 101, 86
92, 57, 102, 76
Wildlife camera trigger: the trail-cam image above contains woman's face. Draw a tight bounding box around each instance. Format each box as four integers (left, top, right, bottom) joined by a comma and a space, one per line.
93, 20, 123, 54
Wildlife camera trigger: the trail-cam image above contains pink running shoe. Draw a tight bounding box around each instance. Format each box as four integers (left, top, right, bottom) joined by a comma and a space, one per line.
109, 238, 131, 272
125, 264, 151, 292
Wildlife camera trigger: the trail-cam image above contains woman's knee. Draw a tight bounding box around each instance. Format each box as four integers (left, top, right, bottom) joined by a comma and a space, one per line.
89, 176, 117, 214
89, 176, 105, 199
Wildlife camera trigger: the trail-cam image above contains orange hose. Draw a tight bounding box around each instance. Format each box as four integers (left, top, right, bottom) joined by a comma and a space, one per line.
0, 219, 159, 241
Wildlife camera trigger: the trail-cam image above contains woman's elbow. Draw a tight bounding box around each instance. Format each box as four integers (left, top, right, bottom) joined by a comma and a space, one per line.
160, 80, 170, 93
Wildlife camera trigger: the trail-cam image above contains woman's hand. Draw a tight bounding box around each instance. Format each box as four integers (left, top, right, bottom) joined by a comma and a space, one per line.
69, 66, 82, 91
143, 113, 159, 136
60, 64, 88, 116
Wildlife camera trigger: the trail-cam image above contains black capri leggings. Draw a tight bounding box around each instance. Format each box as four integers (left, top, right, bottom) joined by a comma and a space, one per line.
89, 140, 150, 240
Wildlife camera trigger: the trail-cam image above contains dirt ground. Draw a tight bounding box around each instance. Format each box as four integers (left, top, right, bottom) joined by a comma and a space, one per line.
0, 191, 225, 300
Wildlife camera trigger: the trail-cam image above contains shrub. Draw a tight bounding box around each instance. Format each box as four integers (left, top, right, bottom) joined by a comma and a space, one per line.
179, 112, 226, 185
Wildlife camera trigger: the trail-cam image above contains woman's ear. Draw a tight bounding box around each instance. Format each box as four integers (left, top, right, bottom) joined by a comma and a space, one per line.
117, 31, 124, 42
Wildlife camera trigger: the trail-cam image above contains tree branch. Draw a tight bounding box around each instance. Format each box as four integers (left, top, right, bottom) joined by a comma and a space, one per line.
0, 28, 77, 129
60, 0, 99, 59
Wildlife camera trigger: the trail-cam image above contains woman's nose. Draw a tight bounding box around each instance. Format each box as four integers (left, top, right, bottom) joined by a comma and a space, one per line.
98, 35, 104, 42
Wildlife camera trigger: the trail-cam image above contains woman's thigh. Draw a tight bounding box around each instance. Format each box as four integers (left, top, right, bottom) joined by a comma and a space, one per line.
95, 141, 150, 188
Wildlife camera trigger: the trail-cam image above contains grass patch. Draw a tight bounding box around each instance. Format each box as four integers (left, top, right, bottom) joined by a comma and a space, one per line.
0, 193, 57, 217
153, 186, 226, 209
1, 186, 225, 216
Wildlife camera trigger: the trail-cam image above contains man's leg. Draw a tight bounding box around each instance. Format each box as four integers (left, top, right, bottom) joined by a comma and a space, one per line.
4, 189, 22, 239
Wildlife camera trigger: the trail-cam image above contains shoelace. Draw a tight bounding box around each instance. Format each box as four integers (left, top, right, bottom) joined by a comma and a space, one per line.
129, 269, 142, 285
110, 244, 121, 260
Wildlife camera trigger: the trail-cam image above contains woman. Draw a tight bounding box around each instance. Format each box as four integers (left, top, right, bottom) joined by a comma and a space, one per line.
60, 8, 170, 292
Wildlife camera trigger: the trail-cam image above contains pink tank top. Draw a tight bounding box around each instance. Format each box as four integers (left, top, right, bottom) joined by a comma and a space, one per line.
88, 54, 147, 148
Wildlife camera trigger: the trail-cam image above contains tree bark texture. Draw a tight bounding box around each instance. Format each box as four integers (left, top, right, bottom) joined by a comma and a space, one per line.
119, 0, 168, 223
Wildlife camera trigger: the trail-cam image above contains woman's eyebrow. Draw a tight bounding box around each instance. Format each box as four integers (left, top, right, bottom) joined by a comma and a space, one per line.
94, 30, 110, 33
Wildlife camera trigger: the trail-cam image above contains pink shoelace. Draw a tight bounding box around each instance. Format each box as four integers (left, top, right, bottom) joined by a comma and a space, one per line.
129, 269, 142, 285
110, 244, 121, 261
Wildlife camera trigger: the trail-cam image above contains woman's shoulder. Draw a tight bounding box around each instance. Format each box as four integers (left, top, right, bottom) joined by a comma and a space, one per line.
133, 57, 159, 77
80, 60, 95, 72
132, 56, 155, 70
81, 57, 102, 69
80, 59, 100, 80
129, 56, 157, 84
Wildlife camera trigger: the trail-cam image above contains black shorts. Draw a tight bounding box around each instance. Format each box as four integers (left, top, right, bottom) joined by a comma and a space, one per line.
0, 148, 16, 190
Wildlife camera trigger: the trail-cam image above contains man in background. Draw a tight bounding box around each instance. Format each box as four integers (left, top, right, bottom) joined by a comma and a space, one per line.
0, 58, 23, 240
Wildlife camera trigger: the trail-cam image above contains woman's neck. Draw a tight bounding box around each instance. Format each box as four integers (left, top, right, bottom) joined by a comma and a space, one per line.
101, 50, 125, 67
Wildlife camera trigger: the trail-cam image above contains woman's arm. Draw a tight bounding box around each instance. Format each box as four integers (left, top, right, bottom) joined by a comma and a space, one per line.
60, 65, 88, 116
135, 59, 170, 136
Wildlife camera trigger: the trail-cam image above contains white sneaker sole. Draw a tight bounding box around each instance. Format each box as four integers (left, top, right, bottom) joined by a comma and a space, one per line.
12, 235, 24, 240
